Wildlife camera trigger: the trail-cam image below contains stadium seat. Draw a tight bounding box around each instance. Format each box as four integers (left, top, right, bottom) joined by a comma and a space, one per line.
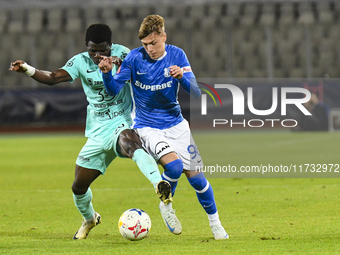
8, 9, 26, 34
248, 26, 266, 44
122, 18, 139, 31
297, 2, 315, 25
233, 55, 244, 71
154, 4, 171, 18
259, 3, 276, 26
0, 10, 8, 34
329, 23, 340, 41
187, 4, 207, 19
278, 51, 296, 70
252, 68, 267, 78
244, 57, 261, 71
46, 48, 66, 71
46, 9, 64, 32
316, 2, 333, 24
290, 67, 305, 78
234, 68, 250, 78
218, 3, 241, 26
239, 3, 260, 26
200, 16, 218, 30
278, 3, 296, 25
119, 5, 137, 19
65, 8, 83, 33
83, 7, 101, 28
208, 2, 225, 17
227, 3, 242, 18
273, 69, 286, 78
167, 28, 186, 49
27, 9, 45, 33
136, 5, 155, 20
214, 40, 228, 58
238, 41, 256, 56
101, 8, 120, 31
275, 24, 303, 45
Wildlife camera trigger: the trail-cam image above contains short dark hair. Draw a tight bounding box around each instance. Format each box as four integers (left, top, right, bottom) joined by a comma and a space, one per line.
85, 24, 112, 46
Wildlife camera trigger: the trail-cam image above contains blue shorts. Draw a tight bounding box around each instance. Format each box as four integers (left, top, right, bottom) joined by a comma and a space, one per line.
76, 120, 131, 174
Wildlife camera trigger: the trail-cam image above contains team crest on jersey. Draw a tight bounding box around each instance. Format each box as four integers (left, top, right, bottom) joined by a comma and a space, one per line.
66, 58, 75, 67
163, 68, 170, 78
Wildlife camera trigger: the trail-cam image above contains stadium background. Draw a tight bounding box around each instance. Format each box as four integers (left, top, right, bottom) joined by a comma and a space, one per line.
1, 2, 340, 253
0, 0, 338, 129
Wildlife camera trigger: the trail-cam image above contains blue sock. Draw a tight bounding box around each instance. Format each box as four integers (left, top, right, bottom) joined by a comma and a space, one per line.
132, 148, 162, 188
162, 159, 183, 197
188, 172, 217, 215
73, 188, 95, 221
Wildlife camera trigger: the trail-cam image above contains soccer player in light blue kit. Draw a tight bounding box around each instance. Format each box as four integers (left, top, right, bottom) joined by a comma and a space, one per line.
9, 24, 171, 239
99, 15, 228, 240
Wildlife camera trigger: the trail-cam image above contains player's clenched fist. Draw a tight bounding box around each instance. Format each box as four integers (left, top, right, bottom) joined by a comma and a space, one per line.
169, 65, 183, 79
9, 60, 26, 73
98, 56, 113, 73
99, 56, 122, 73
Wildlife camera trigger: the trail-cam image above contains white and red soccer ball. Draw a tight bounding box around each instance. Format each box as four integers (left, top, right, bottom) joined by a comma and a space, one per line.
118, 208, 151, 241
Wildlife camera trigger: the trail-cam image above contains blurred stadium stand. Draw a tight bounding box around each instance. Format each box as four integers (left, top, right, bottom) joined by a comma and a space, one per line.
1, 0, 339, 89
0, 0, 339, 129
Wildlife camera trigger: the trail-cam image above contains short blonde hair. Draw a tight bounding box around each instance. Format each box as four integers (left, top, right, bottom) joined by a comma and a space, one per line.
138, 14, 165, 40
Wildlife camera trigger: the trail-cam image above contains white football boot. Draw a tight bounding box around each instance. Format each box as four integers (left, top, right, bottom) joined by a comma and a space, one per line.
159, 202, 182, 235
211, 224, 229, 240
73, 212, 101, 239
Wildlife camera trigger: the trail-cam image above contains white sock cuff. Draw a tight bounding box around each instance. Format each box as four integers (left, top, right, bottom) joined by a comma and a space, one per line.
207, 211, 219, 221
208, 211, 221, 226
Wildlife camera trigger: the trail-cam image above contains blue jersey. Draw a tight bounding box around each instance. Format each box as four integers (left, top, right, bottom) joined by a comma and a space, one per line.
109, 44, 198, 129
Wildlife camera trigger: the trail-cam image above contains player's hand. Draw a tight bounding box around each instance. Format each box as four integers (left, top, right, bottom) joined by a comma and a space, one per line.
112, 56, 122, 67
98, 56, 113, 73
169, 65, 183, 79
9, 60, 27, 73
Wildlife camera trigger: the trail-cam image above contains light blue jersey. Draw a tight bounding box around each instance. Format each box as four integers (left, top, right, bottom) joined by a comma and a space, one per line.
61, 44, 132, 138
103, 44, 200, 129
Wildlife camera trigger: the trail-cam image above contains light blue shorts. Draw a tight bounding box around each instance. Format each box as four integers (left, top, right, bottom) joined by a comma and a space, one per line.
76, 120, 131, 174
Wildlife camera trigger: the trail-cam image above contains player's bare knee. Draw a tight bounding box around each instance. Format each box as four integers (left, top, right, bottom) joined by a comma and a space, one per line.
118, 130, 143, 158
125, 142, 142, 158
72, 182, 88, 195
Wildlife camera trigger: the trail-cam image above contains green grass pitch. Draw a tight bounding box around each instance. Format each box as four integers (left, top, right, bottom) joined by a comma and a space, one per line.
0, 130, 339, 254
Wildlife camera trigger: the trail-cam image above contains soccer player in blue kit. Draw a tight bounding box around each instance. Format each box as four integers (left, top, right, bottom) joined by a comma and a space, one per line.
99, 15, 228, 240
9, 24, 172, 239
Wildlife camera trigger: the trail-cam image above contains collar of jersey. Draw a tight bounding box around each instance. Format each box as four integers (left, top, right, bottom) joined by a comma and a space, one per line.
154, 51, 167, 61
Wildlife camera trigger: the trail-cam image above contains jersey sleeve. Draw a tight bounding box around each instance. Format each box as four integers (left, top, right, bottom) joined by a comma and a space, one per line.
60, 55, 81, 83
176, 48, 201, 98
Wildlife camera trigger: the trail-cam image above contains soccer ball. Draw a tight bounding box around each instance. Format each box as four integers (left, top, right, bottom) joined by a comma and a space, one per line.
118, 208, 151, 241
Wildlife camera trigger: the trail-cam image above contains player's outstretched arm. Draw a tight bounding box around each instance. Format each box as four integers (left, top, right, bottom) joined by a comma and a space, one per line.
9, 60, 72, 86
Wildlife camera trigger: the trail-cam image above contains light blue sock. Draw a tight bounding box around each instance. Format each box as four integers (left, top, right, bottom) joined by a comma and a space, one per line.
73, 188, 95, 221
132, 148, 162, 188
